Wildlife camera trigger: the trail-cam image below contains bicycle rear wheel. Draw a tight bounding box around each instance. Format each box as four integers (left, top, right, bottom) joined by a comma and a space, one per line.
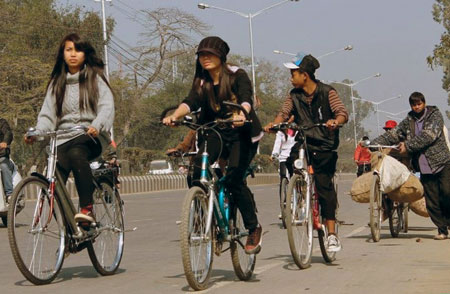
88, 181, 124, 275
285, 174, 313, 269
280, 178, 288, 229
402, 204, 408, 233
180, 187, 213, 291
369, 174, 382, 242
230, 205, 255, 281
388, 202, 402, 238
8, 176, 65, 285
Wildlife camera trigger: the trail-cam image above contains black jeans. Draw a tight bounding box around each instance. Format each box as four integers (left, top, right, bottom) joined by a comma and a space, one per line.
279, 161, 293, 181
57, 135, 102, 208
356, 163, 371, 177
288, 145, 338, 220
192, 132, 259, 231
421, 164, 450, 235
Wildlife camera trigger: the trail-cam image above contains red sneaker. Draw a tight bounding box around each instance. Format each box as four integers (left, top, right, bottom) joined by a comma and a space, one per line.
245, 225, 262, 254
74, 205, 95, 224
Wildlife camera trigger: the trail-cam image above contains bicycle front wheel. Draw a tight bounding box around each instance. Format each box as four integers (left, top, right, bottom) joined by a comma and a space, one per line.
279, 178, 288, 229
230, 205, 255, 281
318, 216, 338, 263
8, 176, 65, 285
369, 174, 382, 242
285, 174, 313, 269
180, 187, 213, 291
88, 181, 124, 275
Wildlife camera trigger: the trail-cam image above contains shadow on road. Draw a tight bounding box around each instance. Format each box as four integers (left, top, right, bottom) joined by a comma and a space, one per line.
13, 266, 126, 287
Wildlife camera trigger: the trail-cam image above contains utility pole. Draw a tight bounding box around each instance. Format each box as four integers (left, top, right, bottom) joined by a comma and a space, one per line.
95, 0, 114, 139
95, 0, 111, 79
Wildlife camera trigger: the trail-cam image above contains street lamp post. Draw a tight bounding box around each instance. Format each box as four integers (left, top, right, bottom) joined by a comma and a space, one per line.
328, 73, 381, 146
352, 95, 402, 136
273, 45, 353, 59
198, 1, 299, 102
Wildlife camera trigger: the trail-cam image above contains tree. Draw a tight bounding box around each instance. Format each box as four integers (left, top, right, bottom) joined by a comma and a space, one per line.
428, 0, 450, 119
113, 8, 209, 147
0, 0, 114, 174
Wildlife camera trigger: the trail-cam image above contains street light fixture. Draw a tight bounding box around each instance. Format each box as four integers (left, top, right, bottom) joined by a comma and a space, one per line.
198, 1, 300, 102
352, 95, 402, 136
327, 73, 381, 146
273, 45, 353, 59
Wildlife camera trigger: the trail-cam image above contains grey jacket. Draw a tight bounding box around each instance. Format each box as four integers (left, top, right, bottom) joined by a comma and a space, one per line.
372, 105, 450, 172
36, 72, 114, 146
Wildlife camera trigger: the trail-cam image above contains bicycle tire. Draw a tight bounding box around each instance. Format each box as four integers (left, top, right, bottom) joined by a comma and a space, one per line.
369, 174, 382, 242
8, 176, 66, 285
88, 181, 124, 275
285, 174, 313, 269
402, 204, 408, 233
230, 205, 256, 281
280, 178, 288, 229
180, 187, 213, 291
318, 216, 338, 263
388, 202, 401, 238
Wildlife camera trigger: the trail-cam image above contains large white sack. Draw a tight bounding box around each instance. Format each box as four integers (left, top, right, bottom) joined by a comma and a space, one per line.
378, 155, 410, 194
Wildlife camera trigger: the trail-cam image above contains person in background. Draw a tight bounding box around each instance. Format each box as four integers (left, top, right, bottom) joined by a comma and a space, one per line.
383, 120, 397, 132
354, 136, 371, 177
0, 118, 14, 201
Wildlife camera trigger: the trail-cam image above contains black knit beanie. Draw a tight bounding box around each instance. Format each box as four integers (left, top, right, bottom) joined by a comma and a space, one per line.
196, 36, 230, 62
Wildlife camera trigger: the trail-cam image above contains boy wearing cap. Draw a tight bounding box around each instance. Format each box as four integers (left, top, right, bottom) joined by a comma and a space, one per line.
264, 54, 348, 252
372, 92, 450, 240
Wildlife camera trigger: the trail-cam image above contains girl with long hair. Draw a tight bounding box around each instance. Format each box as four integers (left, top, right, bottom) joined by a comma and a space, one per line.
25, 33, 115, 224
163, 36, 264, 254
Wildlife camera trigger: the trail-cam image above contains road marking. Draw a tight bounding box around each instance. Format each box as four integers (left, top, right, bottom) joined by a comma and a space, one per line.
128, 218, 153, 223
202, 261, 285, 293
344, 225, 367, 238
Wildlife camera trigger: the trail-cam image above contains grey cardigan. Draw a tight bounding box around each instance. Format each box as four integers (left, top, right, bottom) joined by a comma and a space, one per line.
36, 72, 114, 146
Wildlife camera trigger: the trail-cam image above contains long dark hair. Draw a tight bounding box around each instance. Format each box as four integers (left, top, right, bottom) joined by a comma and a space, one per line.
191, 58, 237, 112
47, 33, 112, 118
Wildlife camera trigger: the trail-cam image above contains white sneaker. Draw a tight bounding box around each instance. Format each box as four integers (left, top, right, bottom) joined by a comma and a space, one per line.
327, 234, 342, 252
278, 214, 282, 220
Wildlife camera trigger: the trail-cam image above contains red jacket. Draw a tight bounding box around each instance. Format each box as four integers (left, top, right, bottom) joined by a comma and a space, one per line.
354, 144, 371, 164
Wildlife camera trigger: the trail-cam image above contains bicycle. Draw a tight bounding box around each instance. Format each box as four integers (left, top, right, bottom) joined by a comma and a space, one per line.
269, 122, 341, 269
270, 154, 289, 229
162, 102, 256, 291
363, 141, 409, 242
8, 126, 124, 285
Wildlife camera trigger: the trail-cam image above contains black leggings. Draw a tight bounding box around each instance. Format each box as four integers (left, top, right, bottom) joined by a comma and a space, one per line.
192, 133, 259, 231
57, 135, 102, 208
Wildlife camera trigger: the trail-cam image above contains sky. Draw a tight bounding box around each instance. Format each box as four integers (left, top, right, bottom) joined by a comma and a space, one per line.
61, 0, 448, 135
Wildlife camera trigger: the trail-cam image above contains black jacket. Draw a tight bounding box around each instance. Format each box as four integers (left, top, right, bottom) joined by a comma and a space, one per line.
182, 68, 263, 143
290, 82, 339, 151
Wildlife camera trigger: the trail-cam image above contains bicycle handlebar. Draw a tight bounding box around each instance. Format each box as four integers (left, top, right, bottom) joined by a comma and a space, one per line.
267, 122, 343, 132
26, 125, 89, 138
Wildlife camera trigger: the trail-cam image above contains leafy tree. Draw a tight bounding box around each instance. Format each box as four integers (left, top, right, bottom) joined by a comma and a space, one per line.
428, 0, 450, 118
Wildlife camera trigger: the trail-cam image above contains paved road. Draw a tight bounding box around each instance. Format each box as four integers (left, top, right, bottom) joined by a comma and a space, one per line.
1, 175, 450, 294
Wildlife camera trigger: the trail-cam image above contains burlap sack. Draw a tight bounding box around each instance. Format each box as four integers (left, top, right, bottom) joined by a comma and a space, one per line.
386, 174, 423, 203
350, 172, 373, 203
409, 197, 429, 218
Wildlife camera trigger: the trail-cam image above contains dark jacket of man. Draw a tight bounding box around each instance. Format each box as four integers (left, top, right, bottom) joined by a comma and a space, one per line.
372, 106, 450, 172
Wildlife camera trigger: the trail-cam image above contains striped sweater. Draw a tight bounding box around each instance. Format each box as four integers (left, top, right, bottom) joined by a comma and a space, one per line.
278, 89, 348, 122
